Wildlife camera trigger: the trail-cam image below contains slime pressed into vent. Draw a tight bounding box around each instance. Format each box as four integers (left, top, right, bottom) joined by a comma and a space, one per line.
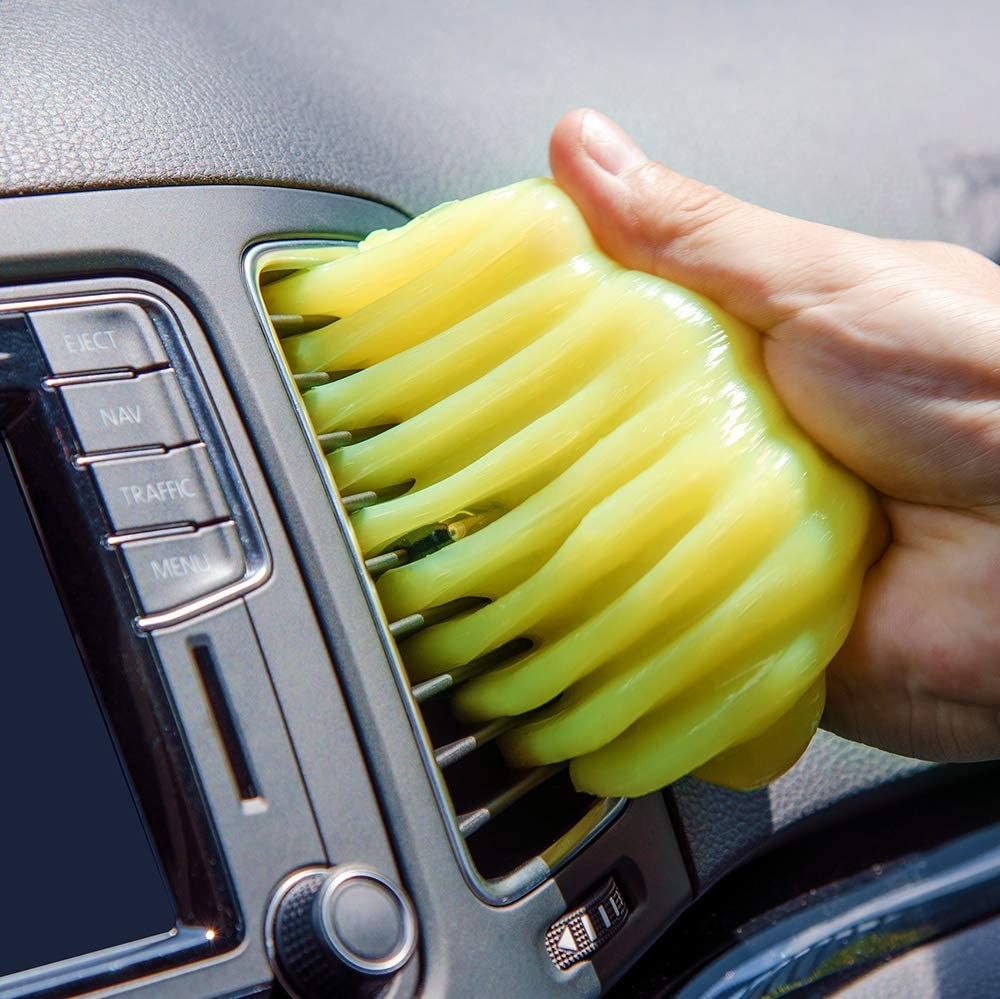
261, 179, 884, 798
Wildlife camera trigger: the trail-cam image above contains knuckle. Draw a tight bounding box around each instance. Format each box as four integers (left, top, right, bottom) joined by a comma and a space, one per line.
617, 159, 744, 276
624, 160, 735, 242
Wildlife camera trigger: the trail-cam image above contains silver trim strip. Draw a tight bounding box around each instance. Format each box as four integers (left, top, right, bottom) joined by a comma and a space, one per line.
74, 444, 167, 466
43, 368, 136, 388
244, 240, 626, 906
105, 523, 197, 547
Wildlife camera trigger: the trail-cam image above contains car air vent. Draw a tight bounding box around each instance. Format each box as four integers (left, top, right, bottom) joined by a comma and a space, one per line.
246, 241, 624, 904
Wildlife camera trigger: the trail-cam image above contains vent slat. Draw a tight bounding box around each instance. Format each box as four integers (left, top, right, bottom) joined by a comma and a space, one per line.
365, 549, 408, 577
387, 596, 491, 641
457, 764, 565, 838
341, 490, 380, 513
293, 371, 331, 390
270, 313, 339, 335
410, 638, 533, 702
434, 717, 516, 769
317, 430, 354, 453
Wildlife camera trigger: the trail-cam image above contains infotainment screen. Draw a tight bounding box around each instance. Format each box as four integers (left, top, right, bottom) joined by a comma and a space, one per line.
0, 444, 176, 977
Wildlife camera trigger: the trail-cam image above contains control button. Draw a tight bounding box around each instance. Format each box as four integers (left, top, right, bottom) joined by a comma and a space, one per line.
60, 370, 198, 454
544, 878, 629, 971
91, 444, 229, 532
324, 874, 408, 965
31, 302, 168, 375
267, 866, 417, 999
120, 522, 245, 614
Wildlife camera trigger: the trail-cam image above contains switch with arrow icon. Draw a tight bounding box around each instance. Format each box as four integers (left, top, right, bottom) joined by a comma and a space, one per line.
544, 879, 629, 971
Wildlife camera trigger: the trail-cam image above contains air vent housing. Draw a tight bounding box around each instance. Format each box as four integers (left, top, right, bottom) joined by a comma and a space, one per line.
247, 240, 623, 903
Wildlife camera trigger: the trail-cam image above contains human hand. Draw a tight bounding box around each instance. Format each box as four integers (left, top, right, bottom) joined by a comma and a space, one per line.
550, 108, 1000, 764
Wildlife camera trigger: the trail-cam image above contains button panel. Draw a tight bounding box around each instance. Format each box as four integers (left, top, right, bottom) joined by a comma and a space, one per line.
120, 522, 247, 615
91, 444, 229, 532
31, 302, 168, 375
60, 369, 199, 453
24, 293, 265, 627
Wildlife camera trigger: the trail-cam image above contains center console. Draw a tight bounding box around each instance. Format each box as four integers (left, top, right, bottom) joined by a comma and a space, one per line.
0, 185, 690, 999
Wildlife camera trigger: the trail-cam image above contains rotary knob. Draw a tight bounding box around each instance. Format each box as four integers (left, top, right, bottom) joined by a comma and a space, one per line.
266, 866, 417, 998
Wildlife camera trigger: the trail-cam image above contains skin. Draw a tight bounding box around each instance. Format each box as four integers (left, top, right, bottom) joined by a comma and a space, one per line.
549, 108, 1000, 764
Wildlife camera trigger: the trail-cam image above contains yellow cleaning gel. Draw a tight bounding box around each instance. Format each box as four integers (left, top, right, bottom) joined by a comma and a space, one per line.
262, 179, 884, 798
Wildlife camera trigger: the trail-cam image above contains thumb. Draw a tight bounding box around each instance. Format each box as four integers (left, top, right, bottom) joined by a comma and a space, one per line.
549, 108, 873, 331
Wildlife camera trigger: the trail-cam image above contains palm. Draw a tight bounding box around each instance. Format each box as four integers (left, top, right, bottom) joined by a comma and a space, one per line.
748, 245, 1000, 760
549, 107, 1000, 762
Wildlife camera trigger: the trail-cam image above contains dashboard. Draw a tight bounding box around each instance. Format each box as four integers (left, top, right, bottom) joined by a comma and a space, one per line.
2, 3, 1000, 997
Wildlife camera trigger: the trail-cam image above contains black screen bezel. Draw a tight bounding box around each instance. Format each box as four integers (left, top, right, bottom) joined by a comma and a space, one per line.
0, 311, 241, 998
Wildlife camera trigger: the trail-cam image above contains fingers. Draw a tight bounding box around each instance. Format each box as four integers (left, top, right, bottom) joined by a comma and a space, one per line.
549, 108, 876, 331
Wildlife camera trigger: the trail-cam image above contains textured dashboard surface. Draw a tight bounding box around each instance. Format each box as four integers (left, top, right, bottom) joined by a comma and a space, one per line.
671, 732, 931, 886
2, 1, 999, 255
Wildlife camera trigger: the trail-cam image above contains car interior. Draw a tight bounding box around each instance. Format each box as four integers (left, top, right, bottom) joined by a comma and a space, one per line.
2, 3, 1000, 997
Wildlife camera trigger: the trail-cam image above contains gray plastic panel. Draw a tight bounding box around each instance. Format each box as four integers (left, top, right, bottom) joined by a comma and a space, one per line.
148, 601, 324, 997
671, 730, 933, 887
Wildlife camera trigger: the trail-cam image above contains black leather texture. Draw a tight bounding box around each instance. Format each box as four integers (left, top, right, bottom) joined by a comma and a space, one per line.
3, 1, 999, 256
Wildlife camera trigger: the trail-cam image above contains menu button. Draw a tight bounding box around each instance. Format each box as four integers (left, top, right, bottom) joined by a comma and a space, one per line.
121, 522, 245, 615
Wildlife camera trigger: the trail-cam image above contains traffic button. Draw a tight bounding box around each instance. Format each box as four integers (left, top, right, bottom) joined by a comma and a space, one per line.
92, 444, 229, 532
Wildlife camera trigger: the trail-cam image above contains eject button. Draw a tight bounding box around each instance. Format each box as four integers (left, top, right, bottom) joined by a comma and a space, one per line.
31, 302, 168, 374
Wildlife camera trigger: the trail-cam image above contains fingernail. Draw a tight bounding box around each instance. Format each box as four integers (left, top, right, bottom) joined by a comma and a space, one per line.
581, 110, 645, 176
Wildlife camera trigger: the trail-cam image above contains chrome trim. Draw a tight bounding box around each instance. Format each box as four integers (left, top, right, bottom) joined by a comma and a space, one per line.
1, 290, 273, 631
136, 573, 268, 631
74, 444, 167, 466
244, 239, 626, 906
105, 523, 197, 547
43, 368, 136, 388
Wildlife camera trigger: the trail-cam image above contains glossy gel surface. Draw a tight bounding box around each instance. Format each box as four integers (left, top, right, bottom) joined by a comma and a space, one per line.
261, 179, 883, 797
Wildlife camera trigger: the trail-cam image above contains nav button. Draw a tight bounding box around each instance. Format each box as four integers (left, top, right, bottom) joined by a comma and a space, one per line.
60, 369, 198, 454
121, 522, 246, 615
